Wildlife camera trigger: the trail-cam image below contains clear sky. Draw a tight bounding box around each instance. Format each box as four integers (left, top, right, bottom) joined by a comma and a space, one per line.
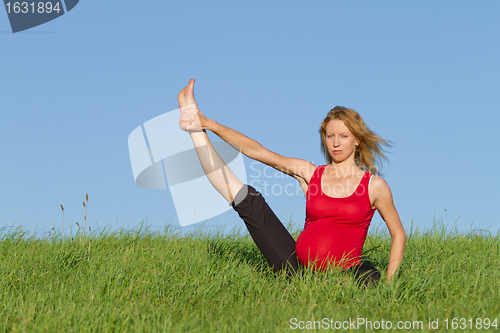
1, 1, 499, 237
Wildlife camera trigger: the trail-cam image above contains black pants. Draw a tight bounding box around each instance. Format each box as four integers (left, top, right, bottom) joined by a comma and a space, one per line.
231, 185, 380, 285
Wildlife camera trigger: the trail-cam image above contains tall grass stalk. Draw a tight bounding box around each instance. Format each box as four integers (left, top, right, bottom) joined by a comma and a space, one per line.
60, 204, 64, 244
83, 193, 88, 238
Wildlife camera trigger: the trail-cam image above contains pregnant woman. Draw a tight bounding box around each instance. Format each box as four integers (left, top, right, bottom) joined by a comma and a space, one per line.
178, 79, 406, 284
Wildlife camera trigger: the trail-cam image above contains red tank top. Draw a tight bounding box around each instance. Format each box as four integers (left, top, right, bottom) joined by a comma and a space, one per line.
295, 165, 376, 270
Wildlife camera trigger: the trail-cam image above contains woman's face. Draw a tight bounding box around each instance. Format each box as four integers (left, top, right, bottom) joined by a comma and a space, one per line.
324, 120, 358, 163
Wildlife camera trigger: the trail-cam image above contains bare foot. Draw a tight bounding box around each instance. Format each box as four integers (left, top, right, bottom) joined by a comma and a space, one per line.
177, 79, 208, 132
177, 78, 198, 110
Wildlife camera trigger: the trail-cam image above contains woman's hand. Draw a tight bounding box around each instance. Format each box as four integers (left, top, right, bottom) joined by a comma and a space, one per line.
179, 106, 203, 132
178, 78, 209, 132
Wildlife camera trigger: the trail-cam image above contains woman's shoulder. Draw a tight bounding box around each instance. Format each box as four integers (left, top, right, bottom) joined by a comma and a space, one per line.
368, 174, 387, 186
303, 163, 321, 183
287, 161, 319, 184
368, 174, 393, 198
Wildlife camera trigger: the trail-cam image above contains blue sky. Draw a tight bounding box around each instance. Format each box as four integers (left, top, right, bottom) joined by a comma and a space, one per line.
1, 1, 499, 237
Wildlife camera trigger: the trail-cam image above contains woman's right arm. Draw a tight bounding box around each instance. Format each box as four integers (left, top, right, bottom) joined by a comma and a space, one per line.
179, 79, 316, 183
204, 118, 316, 184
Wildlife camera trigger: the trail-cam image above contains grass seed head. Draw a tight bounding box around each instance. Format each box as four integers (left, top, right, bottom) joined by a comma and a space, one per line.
60, 205, 64, 211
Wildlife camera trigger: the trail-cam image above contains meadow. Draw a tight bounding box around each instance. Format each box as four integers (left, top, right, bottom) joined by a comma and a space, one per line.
0, 222, 499, 332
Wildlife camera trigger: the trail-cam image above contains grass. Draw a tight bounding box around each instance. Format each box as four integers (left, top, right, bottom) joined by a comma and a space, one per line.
0, 222, 499, 332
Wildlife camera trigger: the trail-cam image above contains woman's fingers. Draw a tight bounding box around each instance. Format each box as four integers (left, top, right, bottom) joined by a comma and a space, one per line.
179, 106, 202, 132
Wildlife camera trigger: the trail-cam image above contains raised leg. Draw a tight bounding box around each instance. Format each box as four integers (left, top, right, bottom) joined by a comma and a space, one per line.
178, 79, 299, 276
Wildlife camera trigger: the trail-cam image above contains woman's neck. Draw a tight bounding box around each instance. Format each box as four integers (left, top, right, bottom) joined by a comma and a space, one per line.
326, 162, 363, 179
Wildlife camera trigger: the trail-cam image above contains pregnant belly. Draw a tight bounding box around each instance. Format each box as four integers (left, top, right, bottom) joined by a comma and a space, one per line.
296, 222, 363, 270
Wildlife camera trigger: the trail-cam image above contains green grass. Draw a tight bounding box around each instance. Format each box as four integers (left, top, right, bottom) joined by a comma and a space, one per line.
0, 222, 499, 332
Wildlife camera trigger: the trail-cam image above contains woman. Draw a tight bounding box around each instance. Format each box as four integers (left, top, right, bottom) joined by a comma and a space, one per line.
178, 79, 406, 284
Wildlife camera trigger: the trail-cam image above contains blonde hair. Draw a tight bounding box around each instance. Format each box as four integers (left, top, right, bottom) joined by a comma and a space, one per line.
319, 106, 390, 175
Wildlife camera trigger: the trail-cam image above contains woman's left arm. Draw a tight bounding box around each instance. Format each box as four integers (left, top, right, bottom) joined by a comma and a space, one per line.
370, 177, 406, 281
